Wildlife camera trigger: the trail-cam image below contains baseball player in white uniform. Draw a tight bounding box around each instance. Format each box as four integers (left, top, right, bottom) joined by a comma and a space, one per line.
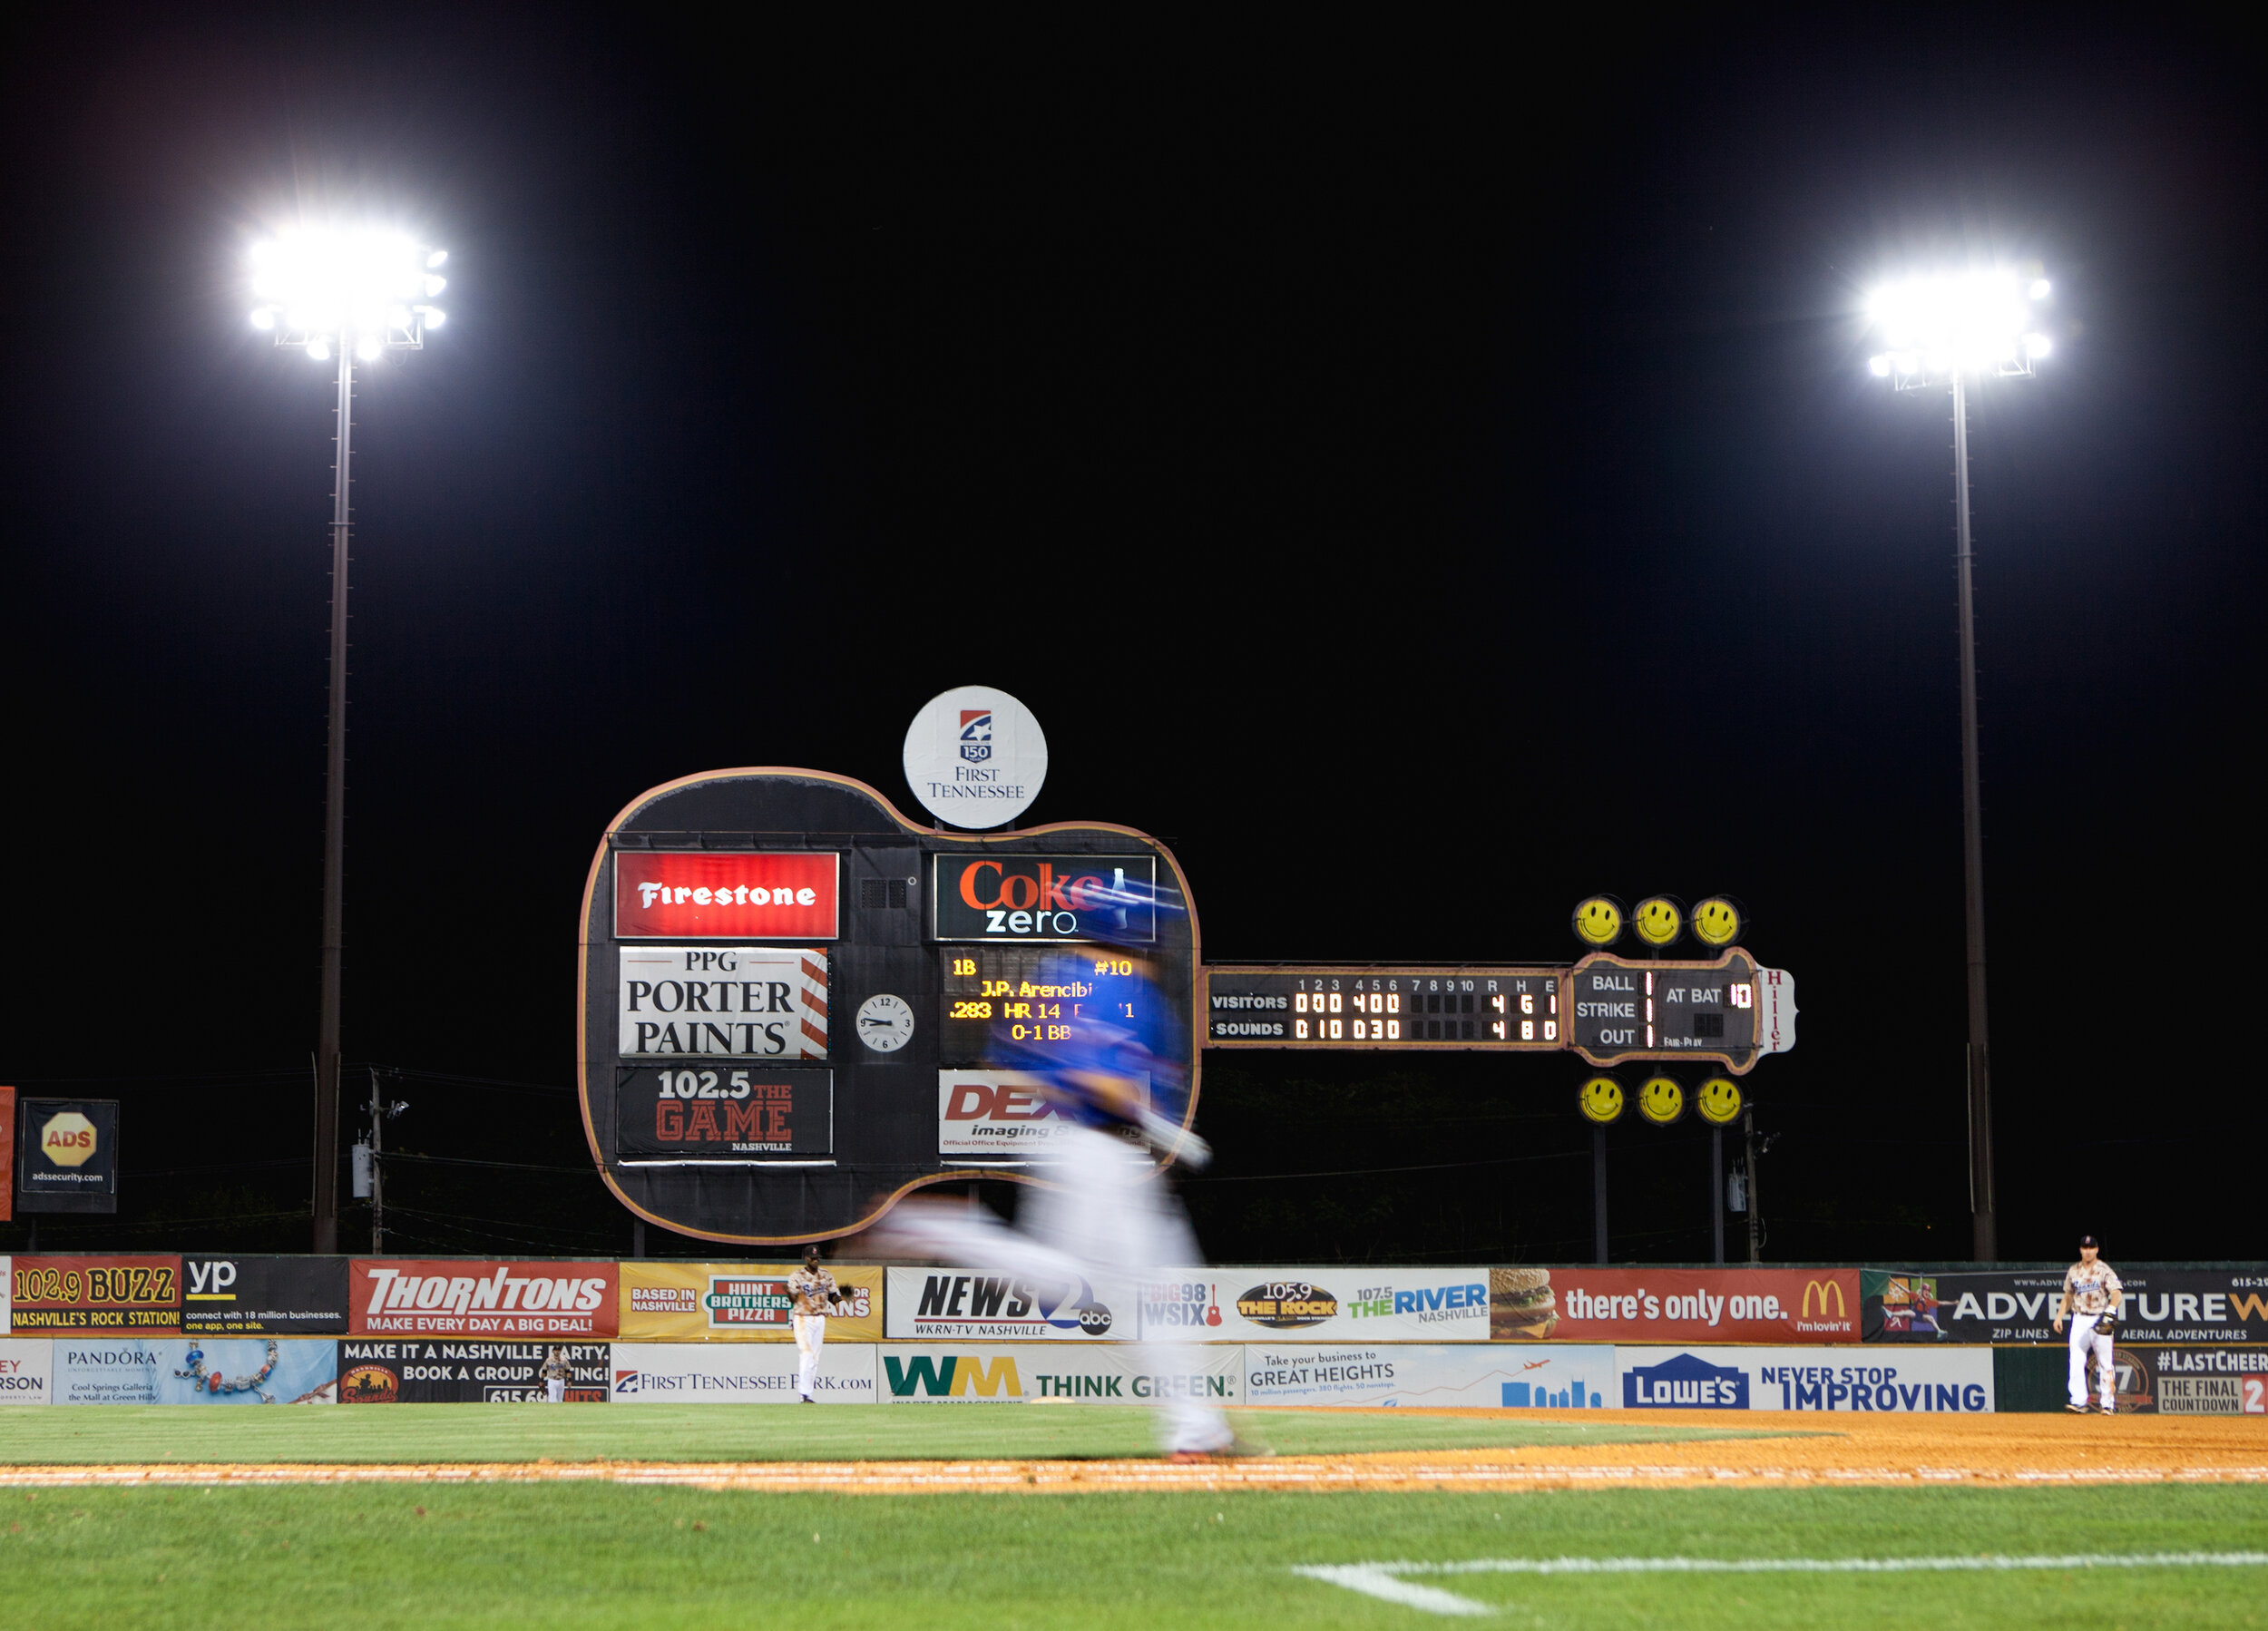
2051, 1235, 2123, 1413
787, 1245, 844, 1402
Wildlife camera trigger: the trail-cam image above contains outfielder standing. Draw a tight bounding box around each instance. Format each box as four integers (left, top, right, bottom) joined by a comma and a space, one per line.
540, 1345, 572, 1404
787, 1245, 844, 1403
2051, 1234, 2124, 1413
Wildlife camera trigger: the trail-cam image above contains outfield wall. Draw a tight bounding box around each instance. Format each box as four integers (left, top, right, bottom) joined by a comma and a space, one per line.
11, 1337, 2259, 1413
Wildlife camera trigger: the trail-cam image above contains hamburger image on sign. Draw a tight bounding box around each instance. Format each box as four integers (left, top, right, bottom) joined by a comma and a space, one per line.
1491, 1268, 1559, 1340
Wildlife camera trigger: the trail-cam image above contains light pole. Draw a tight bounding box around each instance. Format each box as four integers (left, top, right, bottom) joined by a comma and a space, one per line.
1867, 269, 2052, 1264
248, 227, 448, 1254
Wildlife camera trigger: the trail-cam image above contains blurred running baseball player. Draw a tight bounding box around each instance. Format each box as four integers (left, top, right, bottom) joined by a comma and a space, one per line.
870, 948, 1243, 1460
787, 1245, 844, 1402
2051, 1234, 2123, 1413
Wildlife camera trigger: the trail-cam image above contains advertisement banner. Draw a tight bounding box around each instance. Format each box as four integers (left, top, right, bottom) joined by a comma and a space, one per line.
8, 1255, 181, 1333
879, 1343, 1241, 1404
348, 1261, 620, 1338
885, 1268, 1492, 1343
615, 1066, 833, 1157
936, 1071, 1084, 1157
887, 1267, 1136, 1342
53, 1338, 337, 1405
618, 947, 830, 1060
1161, 1269, 1494, 1343
619, 1262, 883, 1342
1618, 1345, 1992, 1412
1, 1254, 9, 1333
1865, 1267, 2268, 1345
615, 851, 839, 940
0, 1336, 51, 1401
13, 1099, 121, 1214
1488, 1266, 1860, 1344
1245, 1343, 1616, 1410
182, 1255, 350, 1335
609, 1341, 877, 1402
931, 855, 1157, 943
338, 1340, 609, 1403
2114, 1345, 2268, 1416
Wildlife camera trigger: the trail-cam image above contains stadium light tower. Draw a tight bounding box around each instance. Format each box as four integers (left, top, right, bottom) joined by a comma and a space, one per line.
1866, 269, 2052, 1265
248, 225, 448, 1254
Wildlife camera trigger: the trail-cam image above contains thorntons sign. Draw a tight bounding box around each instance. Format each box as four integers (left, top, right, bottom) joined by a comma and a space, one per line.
349, 1261, 621, 1338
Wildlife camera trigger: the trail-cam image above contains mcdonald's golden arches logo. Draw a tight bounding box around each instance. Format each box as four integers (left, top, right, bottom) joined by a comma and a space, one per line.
1801, 1279, 1847, 1319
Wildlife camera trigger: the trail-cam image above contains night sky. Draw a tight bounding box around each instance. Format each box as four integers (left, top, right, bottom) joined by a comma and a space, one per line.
3, 14, 2260, 1265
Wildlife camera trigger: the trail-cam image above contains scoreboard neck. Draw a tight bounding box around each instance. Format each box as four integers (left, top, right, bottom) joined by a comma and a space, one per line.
1202, 949, 1774, 1072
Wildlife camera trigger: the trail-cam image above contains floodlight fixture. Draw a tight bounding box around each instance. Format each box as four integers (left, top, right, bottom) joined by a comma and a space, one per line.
1860, 261, 2051, 1265
247, 225, 447, 356
1864, 268, 2049, 391
246, 218, 450, 1254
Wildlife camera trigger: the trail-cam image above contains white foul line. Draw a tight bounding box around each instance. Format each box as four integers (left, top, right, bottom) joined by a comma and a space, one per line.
1292, 1552, 2268, 1616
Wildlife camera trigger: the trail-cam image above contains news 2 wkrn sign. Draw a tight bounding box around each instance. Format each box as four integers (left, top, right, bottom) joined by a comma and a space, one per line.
932, 855, 1155, 942
14, 1099, 120, 1214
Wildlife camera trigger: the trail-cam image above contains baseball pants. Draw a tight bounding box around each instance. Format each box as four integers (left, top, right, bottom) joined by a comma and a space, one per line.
2067, 1313, 2115, 1409
546, 1378, 566, 1403
793, 1312, 826, 1399
886, 1124, 1233, 1455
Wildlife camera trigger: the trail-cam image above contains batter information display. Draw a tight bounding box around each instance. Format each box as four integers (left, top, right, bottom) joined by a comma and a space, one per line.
938, 947, 1155, 1068
1204, 969, 1564, 1049
1567, 952, 1760, 1067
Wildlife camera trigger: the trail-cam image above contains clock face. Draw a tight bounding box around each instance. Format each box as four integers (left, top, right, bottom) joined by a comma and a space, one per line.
855, 993, 915, 1053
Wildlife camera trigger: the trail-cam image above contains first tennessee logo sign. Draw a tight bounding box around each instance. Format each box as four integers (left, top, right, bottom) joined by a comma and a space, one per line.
959, 709, 992, 763
931, 855, 1156, 942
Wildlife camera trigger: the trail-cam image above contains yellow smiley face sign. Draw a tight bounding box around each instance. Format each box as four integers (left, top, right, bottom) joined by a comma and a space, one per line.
1691, 896, 1743, 949
1696, 1076, 1743, 1125
1637, 1075, 1686, 1126
1632, 896, 1683, 949
1572, 896, 1624, 948
1577, 1076, 1625, 1125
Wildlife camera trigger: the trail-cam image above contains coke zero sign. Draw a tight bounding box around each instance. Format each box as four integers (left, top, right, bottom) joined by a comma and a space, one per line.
931, 855, 1155, 942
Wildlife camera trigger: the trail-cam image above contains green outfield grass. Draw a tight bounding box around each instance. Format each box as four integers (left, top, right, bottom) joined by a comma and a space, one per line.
0, 1403, 1777, 1464
2, 1484, 2262, 1629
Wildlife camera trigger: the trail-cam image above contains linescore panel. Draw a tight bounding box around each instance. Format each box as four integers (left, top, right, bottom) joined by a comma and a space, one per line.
1203, 968, 1563, 1049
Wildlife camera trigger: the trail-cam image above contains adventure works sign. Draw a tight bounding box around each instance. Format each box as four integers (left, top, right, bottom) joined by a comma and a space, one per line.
1864, 1267, 2268, 1345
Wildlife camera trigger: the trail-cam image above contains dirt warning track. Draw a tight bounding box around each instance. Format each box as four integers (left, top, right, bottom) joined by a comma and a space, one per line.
3, 1411, 2262, 1495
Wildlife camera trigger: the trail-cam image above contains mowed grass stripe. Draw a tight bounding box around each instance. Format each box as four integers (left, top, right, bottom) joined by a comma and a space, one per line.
0, 1403, 1771, 1465
3, 1484, 2264, 1630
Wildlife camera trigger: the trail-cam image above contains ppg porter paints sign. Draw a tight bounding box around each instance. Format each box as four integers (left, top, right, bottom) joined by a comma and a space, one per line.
617, 947, 829, 1058
901, 687, 1049, 828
